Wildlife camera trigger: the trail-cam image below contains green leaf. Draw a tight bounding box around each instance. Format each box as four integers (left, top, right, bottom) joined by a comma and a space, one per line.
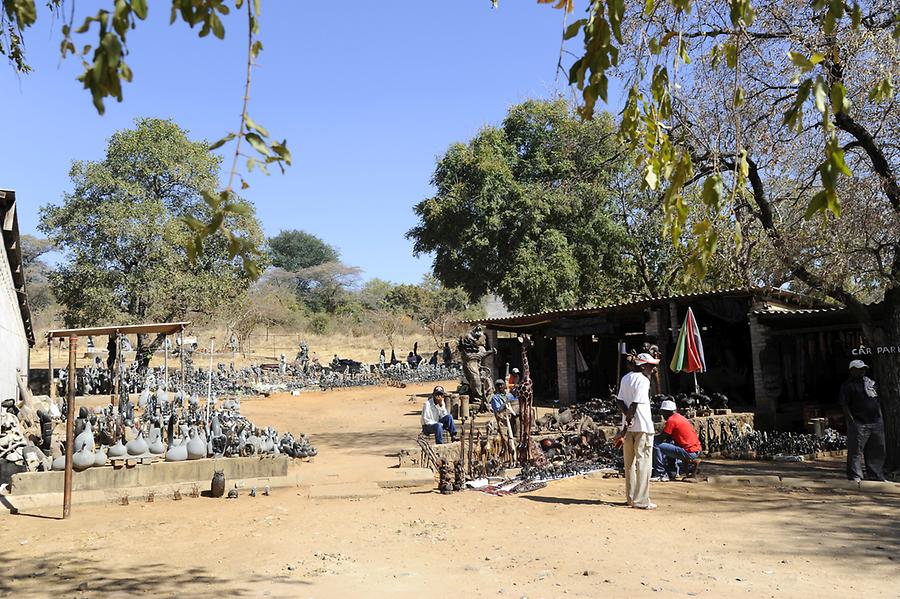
132, 0, 149, 20
733, 86, 745, 108
804, 190, 829, 219
702, 174, 724, 210
244, 114, 269, 137
830, 82, 850, 114
244, 132, 271, 156
563, 18, 586, 40
813, 77, 828, 113
644, 164, 659, 190
208, 132, 236, 150
868, 76, 894, 103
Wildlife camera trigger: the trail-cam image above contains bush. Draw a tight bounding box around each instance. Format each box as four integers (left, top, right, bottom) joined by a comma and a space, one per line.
308, 313, 330, 335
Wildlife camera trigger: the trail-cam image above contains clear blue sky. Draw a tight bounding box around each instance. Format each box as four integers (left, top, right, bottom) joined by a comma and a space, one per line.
2, 2, 621, 284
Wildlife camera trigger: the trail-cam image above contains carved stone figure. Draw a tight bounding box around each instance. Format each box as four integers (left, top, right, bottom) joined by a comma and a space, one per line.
457, 325, 496, 410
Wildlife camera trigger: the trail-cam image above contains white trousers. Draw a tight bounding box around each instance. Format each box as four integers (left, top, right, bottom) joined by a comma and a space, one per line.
623, 431, 653, 507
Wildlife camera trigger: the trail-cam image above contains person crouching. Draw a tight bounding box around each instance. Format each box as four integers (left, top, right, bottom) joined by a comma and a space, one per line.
652, 400, 702, 481
421, 386, 458, 444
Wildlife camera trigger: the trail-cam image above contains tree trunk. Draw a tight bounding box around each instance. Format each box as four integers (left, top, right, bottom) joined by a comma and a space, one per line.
862, 290, 900, 473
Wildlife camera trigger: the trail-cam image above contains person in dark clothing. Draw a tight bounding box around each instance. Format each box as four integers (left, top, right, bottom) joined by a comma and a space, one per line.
839, 359, 886, 482
442, 342, 453, 366
429, 351, 438, 366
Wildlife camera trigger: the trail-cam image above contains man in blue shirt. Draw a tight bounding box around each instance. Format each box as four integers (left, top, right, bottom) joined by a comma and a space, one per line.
491, 379, 519, 438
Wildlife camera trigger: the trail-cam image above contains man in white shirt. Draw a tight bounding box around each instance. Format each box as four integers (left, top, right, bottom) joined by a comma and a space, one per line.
421, 386, 458, 444
615, 353, 660, 510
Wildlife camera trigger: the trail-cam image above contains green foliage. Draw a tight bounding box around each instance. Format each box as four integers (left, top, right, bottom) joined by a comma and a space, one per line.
268, 229, 339, 272
19, 234, 54, 313
409, 99, 631, 313
308, 312, 330, 335
526, 0, 899, 283
2, 0, 290, 273
38, 118, 267, 328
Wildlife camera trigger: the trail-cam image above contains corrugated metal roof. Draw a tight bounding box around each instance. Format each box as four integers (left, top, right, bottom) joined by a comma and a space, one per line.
466, 286, 829, 326
751, 307, 846, 316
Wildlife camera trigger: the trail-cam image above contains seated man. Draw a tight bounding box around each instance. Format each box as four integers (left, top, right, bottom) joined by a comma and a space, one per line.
421, 386, 458, 444
652, 399, 702, 481
490, 379, 519, 438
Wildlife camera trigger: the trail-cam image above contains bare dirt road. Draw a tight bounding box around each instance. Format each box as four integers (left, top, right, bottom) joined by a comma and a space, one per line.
1, 383, 897, 598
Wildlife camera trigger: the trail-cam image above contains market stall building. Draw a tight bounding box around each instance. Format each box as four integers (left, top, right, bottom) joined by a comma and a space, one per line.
473, 287, 868, 432
0, 189, 36, 399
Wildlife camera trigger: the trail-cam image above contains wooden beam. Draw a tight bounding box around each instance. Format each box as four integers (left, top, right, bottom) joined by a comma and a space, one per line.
63, 336, 77, 519
47, 321, 191, 339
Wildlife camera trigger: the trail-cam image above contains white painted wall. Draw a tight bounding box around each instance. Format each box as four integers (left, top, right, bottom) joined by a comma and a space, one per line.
0, 241, 27, 401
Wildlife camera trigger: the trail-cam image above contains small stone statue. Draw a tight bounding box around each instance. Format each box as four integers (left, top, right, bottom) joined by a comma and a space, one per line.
453, 460, 464, 492
211, 469, 226, 498
438, 459, 454, 495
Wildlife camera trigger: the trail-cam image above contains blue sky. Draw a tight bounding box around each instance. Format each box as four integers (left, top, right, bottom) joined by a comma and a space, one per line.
2, 2, 620, 284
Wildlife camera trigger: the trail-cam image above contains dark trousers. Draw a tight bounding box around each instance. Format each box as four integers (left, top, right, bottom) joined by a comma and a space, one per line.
423, 414, 456, 444
847, 420, 886, 481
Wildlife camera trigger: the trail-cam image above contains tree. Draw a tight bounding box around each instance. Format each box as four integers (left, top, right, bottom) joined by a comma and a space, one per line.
294, 261, 362, 314
409, 99, 632, 313
19, 234, 55, 314
2, 0, 290, 269
268, 230, 339, 271
39, 118, 266, 368
228, 277, 302, 352
530, 0, 900, 468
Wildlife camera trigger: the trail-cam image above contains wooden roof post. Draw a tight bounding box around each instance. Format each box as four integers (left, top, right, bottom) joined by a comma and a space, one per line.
62, 335, 77, 519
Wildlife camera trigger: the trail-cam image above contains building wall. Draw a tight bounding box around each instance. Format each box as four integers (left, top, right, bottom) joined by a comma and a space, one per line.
0, 241, 28, 400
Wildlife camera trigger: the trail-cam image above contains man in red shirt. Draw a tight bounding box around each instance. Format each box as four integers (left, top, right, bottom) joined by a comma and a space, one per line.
652, 399, 702, 481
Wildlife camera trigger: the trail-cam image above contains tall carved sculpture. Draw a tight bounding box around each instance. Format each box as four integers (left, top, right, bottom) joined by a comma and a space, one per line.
457, 325, 496, 411
515, 334, 535, 465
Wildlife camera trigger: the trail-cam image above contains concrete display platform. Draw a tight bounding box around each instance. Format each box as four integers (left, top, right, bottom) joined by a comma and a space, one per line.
9, 455, 289, 495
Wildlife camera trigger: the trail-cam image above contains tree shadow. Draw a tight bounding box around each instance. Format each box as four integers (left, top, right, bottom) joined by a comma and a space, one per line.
0, 549, 311, 596
519, 495, 624, 507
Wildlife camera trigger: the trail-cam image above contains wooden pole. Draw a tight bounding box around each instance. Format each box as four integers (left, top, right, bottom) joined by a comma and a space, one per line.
48, 340, 55, 401
207, 337, 215, 402
63, 335, 77, 519
163, 334, 169, 391
179, 327, 185, 389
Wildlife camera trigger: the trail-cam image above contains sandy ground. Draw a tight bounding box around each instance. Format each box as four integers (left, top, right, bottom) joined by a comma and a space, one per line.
1, 382, 898, 598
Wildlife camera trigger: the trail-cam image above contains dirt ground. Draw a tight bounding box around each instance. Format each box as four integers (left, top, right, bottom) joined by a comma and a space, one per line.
1, 382, 898, 598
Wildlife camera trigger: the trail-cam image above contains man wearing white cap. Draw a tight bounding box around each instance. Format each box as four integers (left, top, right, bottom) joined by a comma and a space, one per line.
840, 360, 885, 481
615, 352, 660, 509
652, 400, 702, 481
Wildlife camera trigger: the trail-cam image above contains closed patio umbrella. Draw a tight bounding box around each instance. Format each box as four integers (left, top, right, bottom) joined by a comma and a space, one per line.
669, 307, 706, 392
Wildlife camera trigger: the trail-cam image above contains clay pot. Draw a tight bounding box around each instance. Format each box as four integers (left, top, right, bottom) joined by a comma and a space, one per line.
138, 387, 150, 409
126, 430, 149, 456
93, 447, 108, 467
73, 446, 95, 471
51, 454, 66, 471
108, 438, 127, 458
148, 428, 166, 455
165, 437, 188, 462
210, 470, 225, 498
187, 427, 206, 460
74, 421, 94, 452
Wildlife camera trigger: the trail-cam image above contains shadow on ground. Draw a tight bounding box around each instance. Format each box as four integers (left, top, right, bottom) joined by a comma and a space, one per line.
0, 550, 310, 597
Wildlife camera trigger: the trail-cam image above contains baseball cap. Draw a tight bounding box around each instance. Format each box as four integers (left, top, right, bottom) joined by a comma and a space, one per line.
635, 353, 660, 365
660, 399, 677, 411
512, 368, 520, 373
848, 359, 868, 370
432, 386, 445, 396
495, 379, 506, 386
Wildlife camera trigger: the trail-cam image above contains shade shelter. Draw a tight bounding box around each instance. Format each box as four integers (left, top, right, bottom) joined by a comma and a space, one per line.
45, 321, 190, 519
